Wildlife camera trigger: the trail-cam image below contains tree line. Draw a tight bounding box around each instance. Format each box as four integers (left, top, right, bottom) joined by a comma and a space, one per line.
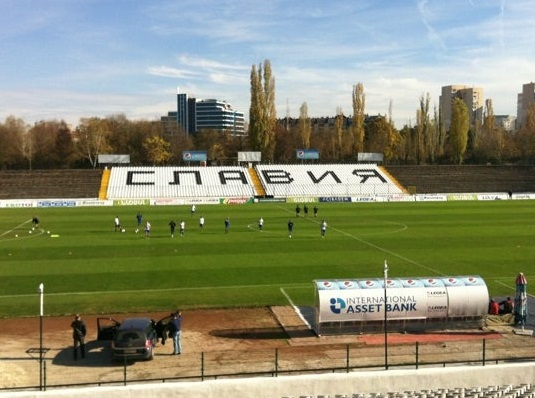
1, 59, 535, 169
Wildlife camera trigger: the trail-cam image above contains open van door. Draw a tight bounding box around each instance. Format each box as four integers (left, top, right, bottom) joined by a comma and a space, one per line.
97, 317, 121, 341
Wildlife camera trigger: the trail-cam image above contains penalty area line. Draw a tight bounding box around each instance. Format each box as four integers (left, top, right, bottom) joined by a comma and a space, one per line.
0, 219, 32, 237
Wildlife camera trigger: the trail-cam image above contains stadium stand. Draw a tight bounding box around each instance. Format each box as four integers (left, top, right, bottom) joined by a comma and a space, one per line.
255, 164, 404, 197
106, 166, 255, 199
386, 165, 535, 194
1, 165, 535, 200
0, 169, 103, 199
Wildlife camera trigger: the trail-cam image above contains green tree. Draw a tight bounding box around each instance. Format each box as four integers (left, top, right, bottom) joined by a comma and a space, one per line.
351, 83, 365, 155
449, 97, 470, 164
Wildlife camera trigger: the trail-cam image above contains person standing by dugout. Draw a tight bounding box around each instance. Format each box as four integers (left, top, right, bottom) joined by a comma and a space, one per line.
71, 314, 87, 360
168, 311, 183, 355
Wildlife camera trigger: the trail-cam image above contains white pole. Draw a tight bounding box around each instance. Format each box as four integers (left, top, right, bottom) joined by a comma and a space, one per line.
383, 260, 388, 370
38, 283, 44, 390
39, 283, 44, 316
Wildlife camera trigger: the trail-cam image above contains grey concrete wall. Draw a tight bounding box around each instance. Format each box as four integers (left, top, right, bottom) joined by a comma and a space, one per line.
4, 362, 535, 398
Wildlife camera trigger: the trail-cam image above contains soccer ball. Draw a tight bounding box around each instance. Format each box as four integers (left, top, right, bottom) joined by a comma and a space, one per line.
29, 230, 32, 234
121, 228, 126, 233
15, 234, 18, 238
135, 229, 139, 233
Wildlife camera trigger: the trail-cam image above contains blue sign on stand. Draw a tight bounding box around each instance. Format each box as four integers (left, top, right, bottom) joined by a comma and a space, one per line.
183, 151, 207, 162
296, 149, 319, 160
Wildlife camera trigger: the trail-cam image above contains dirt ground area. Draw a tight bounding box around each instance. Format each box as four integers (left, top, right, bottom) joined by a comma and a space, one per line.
1, 306, 534, 391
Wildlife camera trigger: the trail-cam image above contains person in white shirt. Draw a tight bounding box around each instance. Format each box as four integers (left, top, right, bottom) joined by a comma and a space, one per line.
320, 220, 327, 238
114, 216, 121, 232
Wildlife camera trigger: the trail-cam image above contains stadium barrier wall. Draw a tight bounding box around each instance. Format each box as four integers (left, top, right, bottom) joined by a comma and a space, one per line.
4, 362, 535, 398
1, 192, 535, 208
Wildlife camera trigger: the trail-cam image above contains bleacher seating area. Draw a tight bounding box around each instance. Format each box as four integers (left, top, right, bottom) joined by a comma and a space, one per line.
255, 164, 403, 197
104, 164, 402, 199
0, 169, 103, 199
106, 166, 256, 198
386, 165, 535, 194
0, 165, 534, 200
275, 384, 535, 398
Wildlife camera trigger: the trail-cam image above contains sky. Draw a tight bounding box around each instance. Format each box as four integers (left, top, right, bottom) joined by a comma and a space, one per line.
0, 0, 534, 129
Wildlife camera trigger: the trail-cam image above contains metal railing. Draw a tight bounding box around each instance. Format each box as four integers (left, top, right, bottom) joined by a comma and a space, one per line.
3, 337, 535, 392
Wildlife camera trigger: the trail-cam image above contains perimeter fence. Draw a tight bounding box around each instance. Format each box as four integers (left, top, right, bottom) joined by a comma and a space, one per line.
3, 336, 535, 392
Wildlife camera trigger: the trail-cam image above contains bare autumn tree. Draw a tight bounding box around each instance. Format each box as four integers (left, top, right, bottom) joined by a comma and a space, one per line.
249, 59, 277, 162
194, 129, 231, 164
515, 102, 535, 161
334, 107, 345, 160
143, 135, 172, 165
0, 116, 26, 169
448, 97, 470, 164
29, 120, 68, 169
476, 99, 505, 163
298, 102, 311, 148
75, 117, 112, 168
428, 106, 441, 163
54, 121, 76, 168
415, 93, 430, 164
351, 83, 365, 155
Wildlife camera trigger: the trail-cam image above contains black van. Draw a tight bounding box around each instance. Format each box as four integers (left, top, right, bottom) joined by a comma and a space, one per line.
110, 318, 157, 361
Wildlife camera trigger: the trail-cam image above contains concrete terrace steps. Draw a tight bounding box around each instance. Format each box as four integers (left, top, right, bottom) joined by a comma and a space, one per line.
0, 169, 103, 199
385, 165, 535, 194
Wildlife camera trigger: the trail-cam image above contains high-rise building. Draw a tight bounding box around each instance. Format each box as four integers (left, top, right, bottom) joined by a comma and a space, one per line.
439, 85, 484, 131
161, 89, 245, 136
516, 82, 535, 129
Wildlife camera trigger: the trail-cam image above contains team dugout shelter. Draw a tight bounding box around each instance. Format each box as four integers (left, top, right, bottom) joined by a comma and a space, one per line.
314, 275, 489, 335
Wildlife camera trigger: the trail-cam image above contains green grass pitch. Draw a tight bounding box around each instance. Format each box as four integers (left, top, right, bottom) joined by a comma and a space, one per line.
0, 200, 533, 318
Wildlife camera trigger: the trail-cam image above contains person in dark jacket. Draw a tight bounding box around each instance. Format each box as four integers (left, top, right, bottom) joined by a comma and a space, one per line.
168, 311, 183, 355
70, 314, 87, 360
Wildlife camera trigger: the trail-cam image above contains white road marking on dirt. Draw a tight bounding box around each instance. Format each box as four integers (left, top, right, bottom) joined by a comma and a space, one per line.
280, 287, 313, 330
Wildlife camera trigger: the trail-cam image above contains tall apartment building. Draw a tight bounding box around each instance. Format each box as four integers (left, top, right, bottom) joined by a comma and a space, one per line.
161, 89, 245, 136
516, 82, 535, 129
439, 85, 484, 131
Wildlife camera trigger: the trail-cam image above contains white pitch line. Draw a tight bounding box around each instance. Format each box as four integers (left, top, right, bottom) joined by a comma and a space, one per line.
0, 219, 32, 237
279, 287, 313, 330
278, 204, 443, 275
0, 283, 311, 299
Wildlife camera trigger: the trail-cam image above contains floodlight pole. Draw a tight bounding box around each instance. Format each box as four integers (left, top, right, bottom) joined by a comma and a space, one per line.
383, 261, 388, 370
38, 283, 44, 391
